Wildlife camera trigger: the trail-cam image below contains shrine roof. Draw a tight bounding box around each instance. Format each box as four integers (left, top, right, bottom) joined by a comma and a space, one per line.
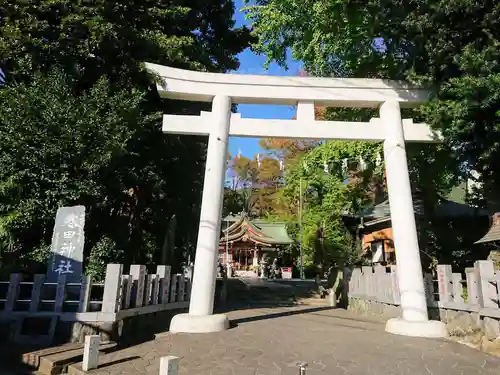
220, 212, 293, 246
346, 185, 487, 226
475, 213, 500, 244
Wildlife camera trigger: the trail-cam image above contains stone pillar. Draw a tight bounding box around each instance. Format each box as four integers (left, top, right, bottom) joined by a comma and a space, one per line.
160, 356, 181, 375
169, 95, 231, 333
381, 101, 447, 338
82, 335, 100, 372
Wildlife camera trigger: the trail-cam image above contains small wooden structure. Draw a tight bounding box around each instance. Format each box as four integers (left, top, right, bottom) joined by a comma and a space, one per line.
219, 212, 292, 273
476, 213, 500, 245
343, 186, 489, 265
475, 212, 500, 269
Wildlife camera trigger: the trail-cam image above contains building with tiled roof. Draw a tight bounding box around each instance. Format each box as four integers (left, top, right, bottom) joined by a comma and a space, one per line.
343, 184, 489, 265
219, 212, 293, 274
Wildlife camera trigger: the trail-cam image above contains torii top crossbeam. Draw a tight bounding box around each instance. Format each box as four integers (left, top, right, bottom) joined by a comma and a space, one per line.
145, 62, 428, 108
145, 62, 447, 339
145, 63, 438, 143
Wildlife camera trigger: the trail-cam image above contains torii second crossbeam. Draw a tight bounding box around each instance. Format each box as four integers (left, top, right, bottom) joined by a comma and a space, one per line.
162, 110, 439, 142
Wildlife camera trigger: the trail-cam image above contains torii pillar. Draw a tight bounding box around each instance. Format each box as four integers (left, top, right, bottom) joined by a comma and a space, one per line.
380, 101, 446, 337
167, 95, 233, 333
145, 62, 447, 338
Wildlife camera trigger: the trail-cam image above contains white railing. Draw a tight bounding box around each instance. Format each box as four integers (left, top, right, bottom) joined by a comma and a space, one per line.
348, 260, 500, 319
0, 263, 190, 323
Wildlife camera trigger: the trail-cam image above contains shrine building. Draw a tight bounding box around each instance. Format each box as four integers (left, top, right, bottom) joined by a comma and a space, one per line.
219, 212, 293, 276
343, 185, 489, 266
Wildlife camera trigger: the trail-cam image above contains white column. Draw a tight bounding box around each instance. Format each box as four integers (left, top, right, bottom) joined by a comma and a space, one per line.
381, 101, 447, 338
169, 96, 231, 333
381, 100, 427, 322
189, 95, 231, 315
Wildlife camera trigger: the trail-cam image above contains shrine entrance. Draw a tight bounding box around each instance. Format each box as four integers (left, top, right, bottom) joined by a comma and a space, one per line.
219, 212, 293, 277
145, 62, 447, 338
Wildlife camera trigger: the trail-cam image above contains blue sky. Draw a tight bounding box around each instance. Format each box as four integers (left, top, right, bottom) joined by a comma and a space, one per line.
228, 0, 302, 159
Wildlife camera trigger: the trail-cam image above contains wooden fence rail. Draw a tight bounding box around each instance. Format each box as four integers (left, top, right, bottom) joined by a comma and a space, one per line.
348, 260, 500, 319
0, 263, 190, 323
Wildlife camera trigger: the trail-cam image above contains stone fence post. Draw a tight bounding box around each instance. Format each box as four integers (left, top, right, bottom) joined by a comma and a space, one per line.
465, 266, 481, 306
130, 264, 147, 307
476, 260, 497, 308
373, 266, 385, 302
170, 274, 178, 303
78, 275, 92, 313
423, 273, 436, 306
452, 273, 464, 304
362, 266, 372, 298
436, 264, 453, 303
156, 265, 172, 304
4, 273, 21, 313
390, 266, 400, 304
102, 264, 123, 313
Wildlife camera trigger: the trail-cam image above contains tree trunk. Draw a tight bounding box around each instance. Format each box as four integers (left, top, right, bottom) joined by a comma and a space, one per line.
128, 187, 144, 264
161, 214, 177, 270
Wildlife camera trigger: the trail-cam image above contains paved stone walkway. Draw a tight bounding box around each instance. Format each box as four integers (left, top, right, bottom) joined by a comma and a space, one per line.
83, 306, 500, 375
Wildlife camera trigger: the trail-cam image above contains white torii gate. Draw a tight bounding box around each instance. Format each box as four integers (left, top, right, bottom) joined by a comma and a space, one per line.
145, 62, 447, 338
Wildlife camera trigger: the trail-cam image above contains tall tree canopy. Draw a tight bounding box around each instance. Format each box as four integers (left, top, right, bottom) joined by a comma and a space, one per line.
223, 153, 283, 217
0, 0, 252, 276
245, 0, 499, 211
278, 140, 384, 271
1, 0, 251, 85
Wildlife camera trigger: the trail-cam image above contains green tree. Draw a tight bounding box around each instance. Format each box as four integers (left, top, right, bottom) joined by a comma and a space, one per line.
1, 0, 252, 86
224, 153, 284, 217
278, 140, 384, 273
245, 0, 499, 211
0, 70, 143, 266
0, 0, 252, 273
87, 236, 124, 281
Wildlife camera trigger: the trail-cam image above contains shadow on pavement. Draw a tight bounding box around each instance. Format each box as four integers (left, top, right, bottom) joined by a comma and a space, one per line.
230, 306, 334, 327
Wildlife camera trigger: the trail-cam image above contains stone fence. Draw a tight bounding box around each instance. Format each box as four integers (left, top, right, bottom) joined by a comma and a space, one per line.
0, 263, 190, 344
347, 261, 500, 354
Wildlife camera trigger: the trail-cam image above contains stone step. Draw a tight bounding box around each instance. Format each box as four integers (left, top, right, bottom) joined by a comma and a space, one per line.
224, 279, 324, 308
22, 343, 84, 370
228, 284, 317, 294
23, 342, 117, 375
228, 290, 320, 301
296, 298, 331, 306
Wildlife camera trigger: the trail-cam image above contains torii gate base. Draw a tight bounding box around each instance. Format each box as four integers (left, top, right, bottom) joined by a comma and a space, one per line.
385, 317, 447, 337
169, 313, 230, 334
147, 63, 448, 338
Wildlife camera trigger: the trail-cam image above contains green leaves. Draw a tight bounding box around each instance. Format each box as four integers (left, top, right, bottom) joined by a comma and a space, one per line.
0, 0, 252, 85
275, 138, 384, 268
0, 70, 143, 253
247, 0, 500, 211
86, 236, 124, 282
0, 0, 252, 274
